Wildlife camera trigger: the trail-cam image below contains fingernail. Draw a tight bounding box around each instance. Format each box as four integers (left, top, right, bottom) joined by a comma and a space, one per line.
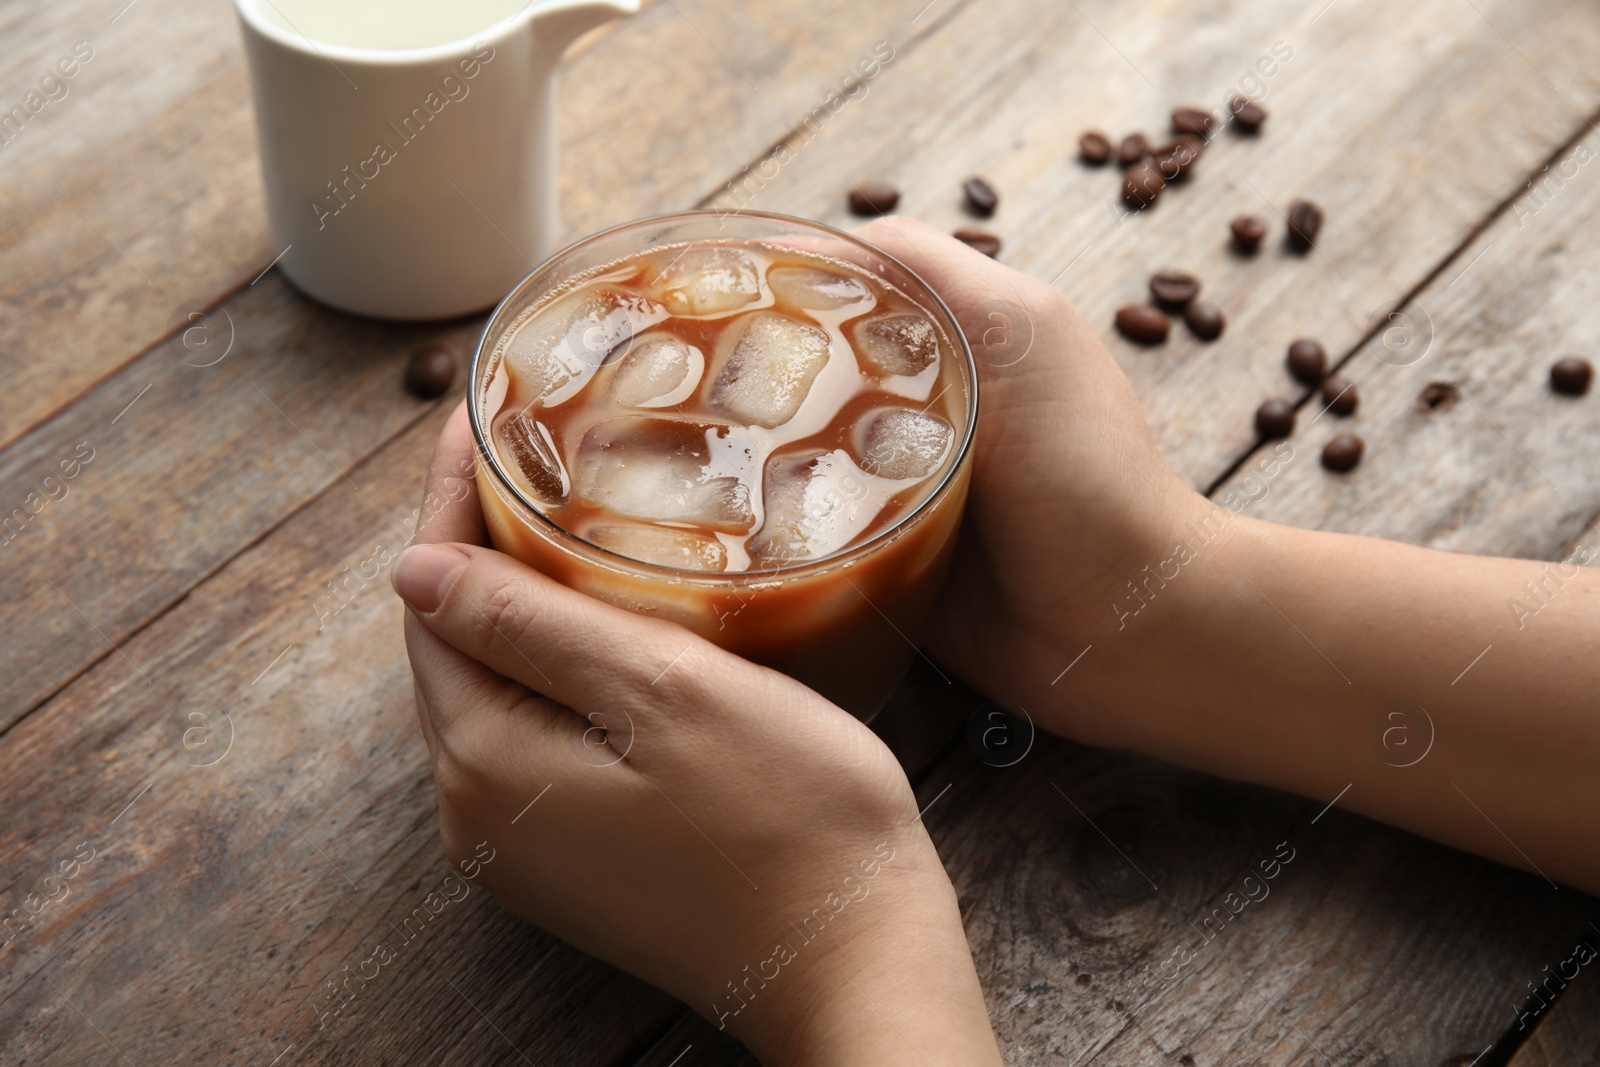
392, 544, 470, 613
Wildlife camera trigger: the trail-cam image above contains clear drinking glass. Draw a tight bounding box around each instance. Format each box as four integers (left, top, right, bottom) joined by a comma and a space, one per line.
469, 210, 978, 719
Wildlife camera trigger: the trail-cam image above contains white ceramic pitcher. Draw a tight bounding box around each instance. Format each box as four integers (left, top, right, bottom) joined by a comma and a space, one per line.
234, 0, 639, 320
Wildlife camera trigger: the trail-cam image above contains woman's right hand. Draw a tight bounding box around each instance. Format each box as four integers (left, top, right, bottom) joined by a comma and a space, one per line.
852, 218, 1205, 744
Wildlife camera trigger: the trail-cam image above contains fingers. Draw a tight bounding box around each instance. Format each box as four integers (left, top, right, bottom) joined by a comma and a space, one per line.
392, 540, 717, 726
414, 400, 488, 548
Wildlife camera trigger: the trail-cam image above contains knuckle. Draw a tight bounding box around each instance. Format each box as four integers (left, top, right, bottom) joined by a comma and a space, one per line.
469, 572, 534, 652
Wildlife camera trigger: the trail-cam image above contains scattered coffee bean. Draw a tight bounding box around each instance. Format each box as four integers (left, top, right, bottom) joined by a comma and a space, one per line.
1118, 133, 1151, 168
1286, 338, 1327, 385
963, 176, 999, 217
1152, 135, 1204, 182
1321, 433, 1364, 472
1418, 381, 1462, 412
1079, 130, 1113, 165
1122, 159, 1166, 210
1286, 199, 1323, 252
848, 180, 900, 216
1319, 376, 1359, 415
1228, 95, 1267, 133
1184, 300, 1226, 341
1149, 270, 1200, 307
1255, 398, 1296, 439
1171, 106, 1216, 137
404, 342, 456, 399
953, 227, 1002, 257
1115, 304, 1170, 345
1550, 356, 1593, 396
1230, 214, 1268, 255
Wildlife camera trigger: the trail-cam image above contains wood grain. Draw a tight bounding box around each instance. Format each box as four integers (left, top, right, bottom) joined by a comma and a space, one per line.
0, 0, 967, 733
1506, 941, 1600, 1067
0, 0, 956, 450
0, 401, 689, 1065
710, 0, 1600, 491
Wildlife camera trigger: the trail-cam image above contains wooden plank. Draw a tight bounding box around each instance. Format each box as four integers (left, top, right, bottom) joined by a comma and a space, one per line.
0, 0, 962, 734
0, 0, 949, 450
0, 401, 691, 1065
1506, 945, 1600, 1067
1210, 124, 1600, 563
703, 0, 1600, 490
633, 736, 1598, 1065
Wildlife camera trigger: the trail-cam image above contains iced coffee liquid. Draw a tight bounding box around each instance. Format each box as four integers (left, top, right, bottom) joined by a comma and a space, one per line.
481, 241, 968, 573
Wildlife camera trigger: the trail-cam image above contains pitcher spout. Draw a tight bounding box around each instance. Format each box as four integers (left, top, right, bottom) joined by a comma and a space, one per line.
527, 0, 642, 59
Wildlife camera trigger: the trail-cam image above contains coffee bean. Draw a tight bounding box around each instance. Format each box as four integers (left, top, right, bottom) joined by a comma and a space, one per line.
1255, 399, 1295, 439
1118, 133, 1150, 168
1171, 106, 1216, 137
404, 342, 456, 399
953, 227, 1002, 257
1319, 376, 1359, 415
1286, 199, 1323, 252
1079, 130, 1112, 165
1122, 160, 1166, 210
1184, 300, 1226, 341
1322, 433, 1364, 472
1114, 304, 1170, 345
848, 180, 900, 216
963, 176, 999, 217
1152, 135, 1204, 182
1550, 356, 1593, 396
1230, 214, 1268, 255
1418, 381, 1462, 412
1287, 338, 1327, 385
1149, 270, 1200, 307
1228, 95, 1267, 133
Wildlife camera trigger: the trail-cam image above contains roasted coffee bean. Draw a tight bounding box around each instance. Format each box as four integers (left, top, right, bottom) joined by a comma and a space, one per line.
1118, 132, 1150, 167
1079, 130, 1112, 165
963, 176, 999, 217
1152, 135, 1203, 182
1322, 433, 1364, 472
1230, 214, 1268, 254
1286, 199, 1323, 252
1149, 270, 1200, 307
1287, 338, 1327, 385
404, 342, 456, 399
953, 227, 1002, 257
1184, 300, 1226, 341
1255, 399, 1295, 439
1418, 381, 1462, 412
848, 180, 900, 216
1319, 376, 1359, 415
1122, 160, 1166, 210
1171, 106, 1216, 137
1550, 356, 1594, 396
1114, 304, 1170, 345
1228, 95, 1267, 132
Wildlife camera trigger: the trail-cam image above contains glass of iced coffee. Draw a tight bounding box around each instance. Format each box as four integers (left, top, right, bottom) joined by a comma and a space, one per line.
468, 211, 976, 719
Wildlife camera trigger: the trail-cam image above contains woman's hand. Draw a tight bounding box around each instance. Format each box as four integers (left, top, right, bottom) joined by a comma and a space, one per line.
395, 403, 1002, 1066
851, 217, 1204, 745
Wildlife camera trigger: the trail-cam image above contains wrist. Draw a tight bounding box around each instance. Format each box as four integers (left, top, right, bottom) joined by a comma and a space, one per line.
726, 842, 1002, 1067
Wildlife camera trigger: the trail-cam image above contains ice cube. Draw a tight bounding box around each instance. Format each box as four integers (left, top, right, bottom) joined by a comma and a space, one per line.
749, 449, 882, 565
767, 265, 872, 311
587, 523, 728, 572
709, 312, 832, 429
503, 286, 662, 399
575, 417, 755, 531
495, 412, 569, 504
853, 407, 954, 481
609, 333, 704, 409
848, 311, 939, 377
646, 246, 761, 316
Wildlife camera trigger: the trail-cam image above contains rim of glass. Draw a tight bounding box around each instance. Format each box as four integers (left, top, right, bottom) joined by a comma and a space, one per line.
467, 208, 979, 582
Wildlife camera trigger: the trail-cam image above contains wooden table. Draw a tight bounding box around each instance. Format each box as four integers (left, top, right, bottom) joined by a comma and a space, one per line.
4, 0, 1599, 1062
